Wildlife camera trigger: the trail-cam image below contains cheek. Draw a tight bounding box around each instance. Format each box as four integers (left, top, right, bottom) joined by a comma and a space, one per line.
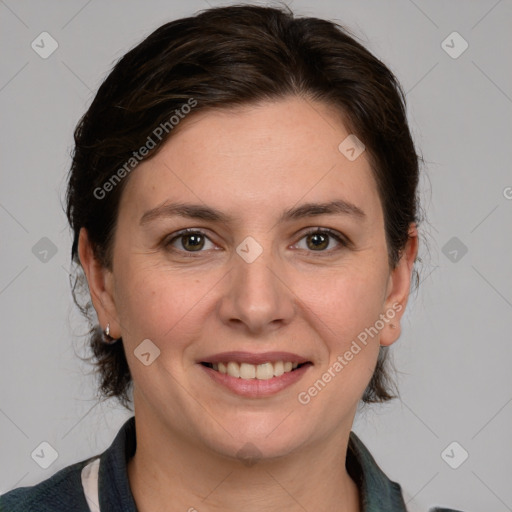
114, 260, 208, 352
298, 278, 384, 408
295, 260, 388, 396
301, 262, 388, 338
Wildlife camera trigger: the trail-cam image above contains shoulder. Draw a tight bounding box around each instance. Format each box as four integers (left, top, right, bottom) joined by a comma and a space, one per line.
348, 431, 466, 512
0, 416, 136, 512
0, 458, 93, 512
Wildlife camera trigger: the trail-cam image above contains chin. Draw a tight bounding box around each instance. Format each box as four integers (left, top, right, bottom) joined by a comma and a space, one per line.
200, 418, 310, 463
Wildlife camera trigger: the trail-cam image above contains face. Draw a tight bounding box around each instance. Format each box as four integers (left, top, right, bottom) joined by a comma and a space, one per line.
80, 96, 416, 460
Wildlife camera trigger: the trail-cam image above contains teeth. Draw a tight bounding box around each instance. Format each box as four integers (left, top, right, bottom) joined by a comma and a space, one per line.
210, 360, 304, 380
240, 362, 256, 379
274, 361, 284, 377
256, 362, 273, 380
227, 361, 240, 378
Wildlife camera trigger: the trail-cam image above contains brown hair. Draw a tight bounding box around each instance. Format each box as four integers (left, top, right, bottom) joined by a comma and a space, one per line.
66, 4, 423, 409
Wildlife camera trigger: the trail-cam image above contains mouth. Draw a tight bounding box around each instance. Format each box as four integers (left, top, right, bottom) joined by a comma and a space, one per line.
197, 352, 313, 398
200, 360, 312, 380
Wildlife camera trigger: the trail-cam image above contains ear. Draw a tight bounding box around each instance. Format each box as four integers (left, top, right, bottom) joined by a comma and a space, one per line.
379, 223, 418, 347
78, 228, 121, 339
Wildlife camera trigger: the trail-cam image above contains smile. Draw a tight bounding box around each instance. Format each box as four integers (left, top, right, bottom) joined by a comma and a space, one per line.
201, 361, 309, 380
199, 360, 313, 398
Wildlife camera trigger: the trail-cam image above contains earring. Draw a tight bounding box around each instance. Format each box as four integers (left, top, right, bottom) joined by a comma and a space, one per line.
102, 322, 119, 344
390, 323, 397, 329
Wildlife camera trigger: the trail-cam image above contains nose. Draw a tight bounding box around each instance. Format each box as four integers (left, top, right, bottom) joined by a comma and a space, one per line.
217, 240, 296, 335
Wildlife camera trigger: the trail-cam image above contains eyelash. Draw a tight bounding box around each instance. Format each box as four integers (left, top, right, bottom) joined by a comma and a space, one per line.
164, 228, 349, 257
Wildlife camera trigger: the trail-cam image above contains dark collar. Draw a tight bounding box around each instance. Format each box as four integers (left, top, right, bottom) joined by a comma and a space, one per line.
346, 430, 408, 511
99, 416, 407, 511
98, 416, 138, 511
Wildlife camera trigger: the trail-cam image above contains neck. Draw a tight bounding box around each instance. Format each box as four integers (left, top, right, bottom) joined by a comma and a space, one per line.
127, 414, 361, 512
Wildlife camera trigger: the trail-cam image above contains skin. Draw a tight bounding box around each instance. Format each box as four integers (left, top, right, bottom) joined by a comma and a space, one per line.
79, 96, 418, 512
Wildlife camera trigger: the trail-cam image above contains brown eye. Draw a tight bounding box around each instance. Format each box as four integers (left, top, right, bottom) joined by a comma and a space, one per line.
166, 229, 215, 254
295, 228, 347, 253
306, 232, 329, 251
180, 233, 205, 251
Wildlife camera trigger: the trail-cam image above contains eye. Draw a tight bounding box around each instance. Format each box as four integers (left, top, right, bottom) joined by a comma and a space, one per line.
293, 228, 348, 253
164, 227, 349, 257
165, 229, 216, 255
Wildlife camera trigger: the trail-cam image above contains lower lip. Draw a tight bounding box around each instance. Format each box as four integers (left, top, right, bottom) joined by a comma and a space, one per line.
199, 363, 312, 398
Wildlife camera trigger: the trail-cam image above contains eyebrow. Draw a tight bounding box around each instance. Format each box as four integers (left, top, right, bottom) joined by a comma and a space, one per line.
140, 199, 366, 226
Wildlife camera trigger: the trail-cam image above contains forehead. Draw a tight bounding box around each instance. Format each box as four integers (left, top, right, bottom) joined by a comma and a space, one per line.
119, 96, 382, 224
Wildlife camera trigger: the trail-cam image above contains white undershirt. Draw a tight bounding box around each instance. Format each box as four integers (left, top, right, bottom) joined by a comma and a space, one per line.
80, 457, 101, 512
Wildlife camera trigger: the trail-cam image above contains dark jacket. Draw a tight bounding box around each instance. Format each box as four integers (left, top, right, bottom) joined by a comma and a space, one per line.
0, 416, 463, 511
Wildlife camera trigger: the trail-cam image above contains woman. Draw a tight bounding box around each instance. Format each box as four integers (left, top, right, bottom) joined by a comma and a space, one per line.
0, 5, 463, 512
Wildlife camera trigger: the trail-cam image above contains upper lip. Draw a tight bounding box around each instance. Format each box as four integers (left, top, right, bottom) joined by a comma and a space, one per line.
200, 351, 311, 365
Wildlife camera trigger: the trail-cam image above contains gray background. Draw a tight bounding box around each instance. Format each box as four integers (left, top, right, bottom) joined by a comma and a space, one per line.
1, 1, 511, 510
